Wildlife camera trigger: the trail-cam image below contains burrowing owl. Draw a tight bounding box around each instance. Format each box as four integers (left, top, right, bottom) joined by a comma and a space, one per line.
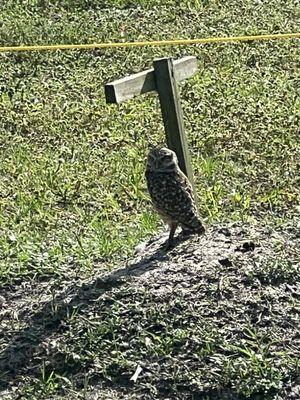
146, 147, 205, 248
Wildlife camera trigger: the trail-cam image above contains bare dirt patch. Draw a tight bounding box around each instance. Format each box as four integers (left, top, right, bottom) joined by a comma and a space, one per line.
0, 219, 299, 399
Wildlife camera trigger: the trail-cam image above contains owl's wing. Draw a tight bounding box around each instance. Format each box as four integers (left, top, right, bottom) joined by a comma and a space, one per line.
172, 172, 204, 231
162, 172, 197, 218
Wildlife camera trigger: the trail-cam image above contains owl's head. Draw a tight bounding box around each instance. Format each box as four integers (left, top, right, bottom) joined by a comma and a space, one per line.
146, 147, 179, 172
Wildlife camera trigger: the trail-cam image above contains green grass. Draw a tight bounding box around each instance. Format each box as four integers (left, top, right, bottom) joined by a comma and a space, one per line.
0, 0, 299, 282
0, 0, 299, 398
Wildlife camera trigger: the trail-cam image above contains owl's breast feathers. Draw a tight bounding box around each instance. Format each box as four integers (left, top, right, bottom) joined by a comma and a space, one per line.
145, 170, 204, 233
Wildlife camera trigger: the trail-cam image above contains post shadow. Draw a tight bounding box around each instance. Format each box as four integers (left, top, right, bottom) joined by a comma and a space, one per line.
0, 235, 177, 390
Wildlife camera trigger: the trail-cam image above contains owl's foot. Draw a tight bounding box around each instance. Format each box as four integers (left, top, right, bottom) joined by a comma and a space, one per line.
162, 238, 175, 251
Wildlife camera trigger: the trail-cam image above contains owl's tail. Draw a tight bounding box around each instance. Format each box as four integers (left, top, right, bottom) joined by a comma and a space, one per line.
181, 215, 205, 235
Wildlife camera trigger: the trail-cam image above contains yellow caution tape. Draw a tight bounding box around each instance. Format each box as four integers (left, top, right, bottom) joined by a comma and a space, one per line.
0, 32, 299, 53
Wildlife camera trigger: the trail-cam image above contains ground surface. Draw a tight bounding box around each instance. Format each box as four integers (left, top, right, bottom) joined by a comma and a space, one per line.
0, 0, 299, 398
1, 220, 299, 399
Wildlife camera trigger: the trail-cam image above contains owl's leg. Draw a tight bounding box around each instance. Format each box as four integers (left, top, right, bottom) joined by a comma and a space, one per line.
165, 222, 178, 249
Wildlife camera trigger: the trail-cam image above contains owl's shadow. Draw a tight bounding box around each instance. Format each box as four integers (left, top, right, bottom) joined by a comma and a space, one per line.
0, 232, 190, 390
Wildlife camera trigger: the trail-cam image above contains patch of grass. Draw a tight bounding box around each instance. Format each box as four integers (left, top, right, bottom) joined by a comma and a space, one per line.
245, 258, 299, 285
0, 0, 299, 282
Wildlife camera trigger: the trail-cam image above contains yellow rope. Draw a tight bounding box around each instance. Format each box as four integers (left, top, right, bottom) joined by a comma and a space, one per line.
0, 32, 299, 53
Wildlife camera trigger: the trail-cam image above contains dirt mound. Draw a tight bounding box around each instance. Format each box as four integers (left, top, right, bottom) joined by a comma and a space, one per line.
0, 221, 299, 399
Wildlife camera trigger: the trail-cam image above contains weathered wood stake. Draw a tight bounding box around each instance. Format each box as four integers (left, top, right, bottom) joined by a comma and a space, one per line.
153, 58, 194, 189
105, 56, 198, 202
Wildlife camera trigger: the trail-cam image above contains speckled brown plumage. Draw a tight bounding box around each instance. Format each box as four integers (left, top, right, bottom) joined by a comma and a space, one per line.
146, 147, 205, 248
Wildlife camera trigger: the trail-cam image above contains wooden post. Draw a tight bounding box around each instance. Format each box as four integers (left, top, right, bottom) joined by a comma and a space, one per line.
153, 57, 195, 191
105, 56, 198, 202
